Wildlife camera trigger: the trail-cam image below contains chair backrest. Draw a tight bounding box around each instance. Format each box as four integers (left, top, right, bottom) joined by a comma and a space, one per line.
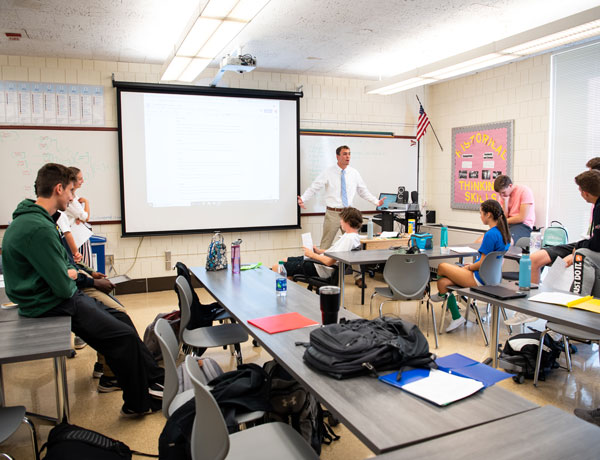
155, 318, 180, 418
478, 251, 506, 286
175, 275, 193, 340
515, 237, 529, 249
185, 355, 230, 460
383, 253, 430, 300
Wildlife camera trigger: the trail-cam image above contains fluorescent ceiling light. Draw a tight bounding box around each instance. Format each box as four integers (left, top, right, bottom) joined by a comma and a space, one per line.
160, 0, 270, 82
367, 6, 600, 95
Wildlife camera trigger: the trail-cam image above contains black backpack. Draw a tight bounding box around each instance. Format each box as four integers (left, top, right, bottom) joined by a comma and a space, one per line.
263, 360, 339, 455
303, 317, 436, 379
502, 331, 562, 380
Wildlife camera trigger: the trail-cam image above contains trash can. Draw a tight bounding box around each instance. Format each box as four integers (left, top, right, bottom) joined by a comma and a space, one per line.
90, 236, 107, 274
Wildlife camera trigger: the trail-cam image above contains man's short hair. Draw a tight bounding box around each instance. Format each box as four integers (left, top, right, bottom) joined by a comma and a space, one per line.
336, 145, 350, 156
575, 170, 600, 197
586, 157, 600, 171
340, 207, 363, 230
34, 163, 76, 198
493, 175, 513, 192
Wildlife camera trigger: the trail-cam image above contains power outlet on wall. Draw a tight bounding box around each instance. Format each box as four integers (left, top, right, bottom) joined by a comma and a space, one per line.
165, 251, 171, 271
106, 254, 114, 267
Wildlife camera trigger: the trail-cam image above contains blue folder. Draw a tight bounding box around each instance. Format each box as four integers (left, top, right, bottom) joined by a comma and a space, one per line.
435, 353, 512, 388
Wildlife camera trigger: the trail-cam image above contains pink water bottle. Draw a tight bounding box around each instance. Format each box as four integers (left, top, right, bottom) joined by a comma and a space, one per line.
231, 239, 242, 274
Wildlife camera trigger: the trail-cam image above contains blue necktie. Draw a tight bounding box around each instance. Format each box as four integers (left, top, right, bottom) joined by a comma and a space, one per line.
341, 169, 348, 207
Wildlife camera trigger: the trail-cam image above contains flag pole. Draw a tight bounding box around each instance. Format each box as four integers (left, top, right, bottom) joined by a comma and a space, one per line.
416, 95, 443, 151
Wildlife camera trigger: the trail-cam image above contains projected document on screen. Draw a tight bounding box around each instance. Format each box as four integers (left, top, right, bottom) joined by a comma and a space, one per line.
117, 84, 300, 235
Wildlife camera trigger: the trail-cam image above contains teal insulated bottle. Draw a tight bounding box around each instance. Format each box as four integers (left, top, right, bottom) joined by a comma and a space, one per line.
519, 253, 531, 291
440, 226, 448, 248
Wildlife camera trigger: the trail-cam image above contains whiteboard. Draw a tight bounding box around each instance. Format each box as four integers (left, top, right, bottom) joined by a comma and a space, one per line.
0, 129, 120, 225
300, 134, 417, 213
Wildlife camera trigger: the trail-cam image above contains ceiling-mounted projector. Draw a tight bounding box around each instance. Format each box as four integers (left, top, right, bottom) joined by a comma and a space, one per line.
220, 54, 257, 73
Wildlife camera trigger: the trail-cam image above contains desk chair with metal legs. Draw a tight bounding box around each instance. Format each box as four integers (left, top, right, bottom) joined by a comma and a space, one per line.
439, 251, 508, 346
0, 406, 39, 460
370, 253, 438, 348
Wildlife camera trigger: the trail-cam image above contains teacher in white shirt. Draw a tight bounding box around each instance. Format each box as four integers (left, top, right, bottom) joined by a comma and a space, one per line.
298, 145, 383, 288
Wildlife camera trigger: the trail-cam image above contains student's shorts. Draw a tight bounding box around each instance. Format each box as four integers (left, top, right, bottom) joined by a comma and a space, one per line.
544, 243, 577, 263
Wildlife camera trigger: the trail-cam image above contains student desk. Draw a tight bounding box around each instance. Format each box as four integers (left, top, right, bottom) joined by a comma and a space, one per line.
325, 247, 479, 309
0, 301, 72, 424
454, 284, 600, 367
190, 266, 537, 454
373, 405, 599, 459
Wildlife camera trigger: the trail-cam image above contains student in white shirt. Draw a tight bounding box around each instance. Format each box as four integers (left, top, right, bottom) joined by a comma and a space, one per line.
64, 167, 92, 266
298, 146, 382, 287
274, 207, 363, 280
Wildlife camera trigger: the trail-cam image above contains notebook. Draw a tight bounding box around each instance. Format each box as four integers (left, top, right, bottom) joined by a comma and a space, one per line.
248, 312, 319, 334
376, 193, 398, 211
470, 285, 527, 300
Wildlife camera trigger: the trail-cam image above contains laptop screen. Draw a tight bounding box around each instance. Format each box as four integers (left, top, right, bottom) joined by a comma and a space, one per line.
377, 193, 398, 210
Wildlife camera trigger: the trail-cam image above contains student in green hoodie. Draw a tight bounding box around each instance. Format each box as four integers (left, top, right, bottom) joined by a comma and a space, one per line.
2, 163, 164, 417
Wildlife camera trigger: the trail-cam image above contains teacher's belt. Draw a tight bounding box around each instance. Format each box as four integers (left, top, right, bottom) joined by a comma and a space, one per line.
326, 206, 345, 212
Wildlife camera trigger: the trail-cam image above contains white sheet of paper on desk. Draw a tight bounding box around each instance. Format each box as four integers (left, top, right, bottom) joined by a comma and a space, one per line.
528, 292, 583, 306
401, 369, 484, 406
449, 246, 476, 254
541, 258, 573, 292
379, 231, 399, 238
301, 233, 313, 259
70, 222, 93, 248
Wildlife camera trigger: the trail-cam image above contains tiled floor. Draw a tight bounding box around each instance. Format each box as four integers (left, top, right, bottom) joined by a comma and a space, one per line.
2, 274, 600, 459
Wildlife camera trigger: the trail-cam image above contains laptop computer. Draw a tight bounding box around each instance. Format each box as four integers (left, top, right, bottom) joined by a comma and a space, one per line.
377, 193, 398, 211
470, 285, 528, 300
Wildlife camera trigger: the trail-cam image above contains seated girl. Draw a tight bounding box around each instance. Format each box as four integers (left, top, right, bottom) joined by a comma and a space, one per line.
273, 207, 363, 280
430, 199, 511, 332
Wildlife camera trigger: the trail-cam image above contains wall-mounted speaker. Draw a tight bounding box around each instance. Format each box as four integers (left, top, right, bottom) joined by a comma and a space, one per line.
426, 210, 436, 224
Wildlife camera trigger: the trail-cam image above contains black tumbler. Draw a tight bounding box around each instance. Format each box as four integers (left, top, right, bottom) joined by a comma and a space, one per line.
319, 286, 340, 325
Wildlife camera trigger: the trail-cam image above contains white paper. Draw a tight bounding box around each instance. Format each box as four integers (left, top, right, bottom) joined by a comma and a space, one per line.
449, 246, 476, 254
541, 258, 573, 292
462, 161, 473, 168
70, 222, 93, 248
380, 231, 399, 238
302, 233, 313, 259
108, 275, 131, 284
401, 369, 484, 406
529, 291, 583, 306
483, 160, 495, 168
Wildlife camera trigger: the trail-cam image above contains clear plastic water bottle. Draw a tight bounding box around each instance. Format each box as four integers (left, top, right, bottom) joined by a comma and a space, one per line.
519, 251, 531, 291
276, 261, 287, 296
367, 218, 374, 239
529, 231, 542, 253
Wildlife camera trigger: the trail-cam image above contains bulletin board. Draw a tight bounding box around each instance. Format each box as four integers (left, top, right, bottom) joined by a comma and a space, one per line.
451, 120, 514, 210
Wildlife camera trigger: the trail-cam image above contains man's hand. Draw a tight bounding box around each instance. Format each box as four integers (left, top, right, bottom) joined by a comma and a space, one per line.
91, 271, 106, 279
67, 269, 78, 280
78, 197, 88, 205
94, 278, 115, 294
563, 254, 574, 268
303, 246, 316, 259
73, 251, 83, 263
377, 198, 385, 207
297, 195, 306, 209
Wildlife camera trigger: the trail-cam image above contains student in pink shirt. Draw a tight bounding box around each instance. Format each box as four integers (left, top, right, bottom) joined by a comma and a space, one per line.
493, 175, 535, 243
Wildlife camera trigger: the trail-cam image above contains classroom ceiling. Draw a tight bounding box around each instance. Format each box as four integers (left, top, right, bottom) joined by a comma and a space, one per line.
0, 0, 598, 81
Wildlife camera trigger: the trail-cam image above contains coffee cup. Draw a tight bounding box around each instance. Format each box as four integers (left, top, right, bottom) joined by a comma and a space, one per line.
319, 286, 340, 325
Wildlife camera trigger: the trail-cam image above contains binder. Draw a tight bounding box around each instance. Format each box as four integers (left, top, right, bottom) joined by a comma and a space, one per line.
436, 353, 512, 388
248, 312, 319, 334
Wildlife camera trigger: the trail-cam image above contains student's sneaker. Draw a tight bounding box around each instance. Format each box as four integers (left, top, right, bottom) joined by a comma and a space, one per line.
120, 399, 162, 418
74, 336, 87, 349
429, 293, 447, 303
97, 376, 122, 393
445, 316, 466, 333
92, 362, 104, 379
504, 312, 538, 326
574, 408, 600, 427
149, 382, 164, 399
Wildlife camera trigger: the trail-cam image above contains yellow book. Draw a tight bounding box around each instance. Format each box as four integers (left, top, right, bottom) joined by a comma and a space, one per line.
566, 296, 600, 314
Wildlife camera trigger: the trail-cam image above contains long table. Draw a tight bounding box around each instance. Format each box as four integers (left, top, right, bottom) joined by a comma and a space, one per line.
191, 265, 537, 455
373, 405, 599, 459
455, 283, 600, 367
325, 247, 479, 308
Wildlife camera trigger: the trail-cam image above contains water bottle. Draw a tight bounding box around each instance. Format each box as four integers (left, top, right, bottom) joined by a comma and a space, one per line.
529, 231, 542, 253
231, 240, 241, 274
276, 261, 287, 296
440, 225, 448, 248
519, 251, 531, 291
367, 218, 374, 239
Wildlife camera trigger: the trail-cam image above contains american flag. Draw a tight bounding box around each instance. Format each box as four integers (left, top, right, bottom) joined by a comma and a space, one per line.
416, 104, 430, 141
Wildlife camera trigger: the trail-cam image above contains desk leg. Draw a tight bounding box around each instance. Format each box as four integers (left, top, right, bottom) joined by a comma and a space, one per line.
490, 304, 500, 368
53, 356, 70, 423
339, 262, 346, 309
0, 364, 5, 406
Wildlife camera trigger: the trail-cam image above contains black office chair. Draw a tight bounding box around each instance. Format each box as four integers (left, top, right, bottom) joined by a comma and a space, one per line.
292, 260, 339, 292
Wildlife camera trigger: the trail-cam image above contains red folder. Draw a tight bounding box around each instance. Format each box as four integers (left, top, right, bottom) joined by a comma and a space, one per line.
248, 312, 318, 334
